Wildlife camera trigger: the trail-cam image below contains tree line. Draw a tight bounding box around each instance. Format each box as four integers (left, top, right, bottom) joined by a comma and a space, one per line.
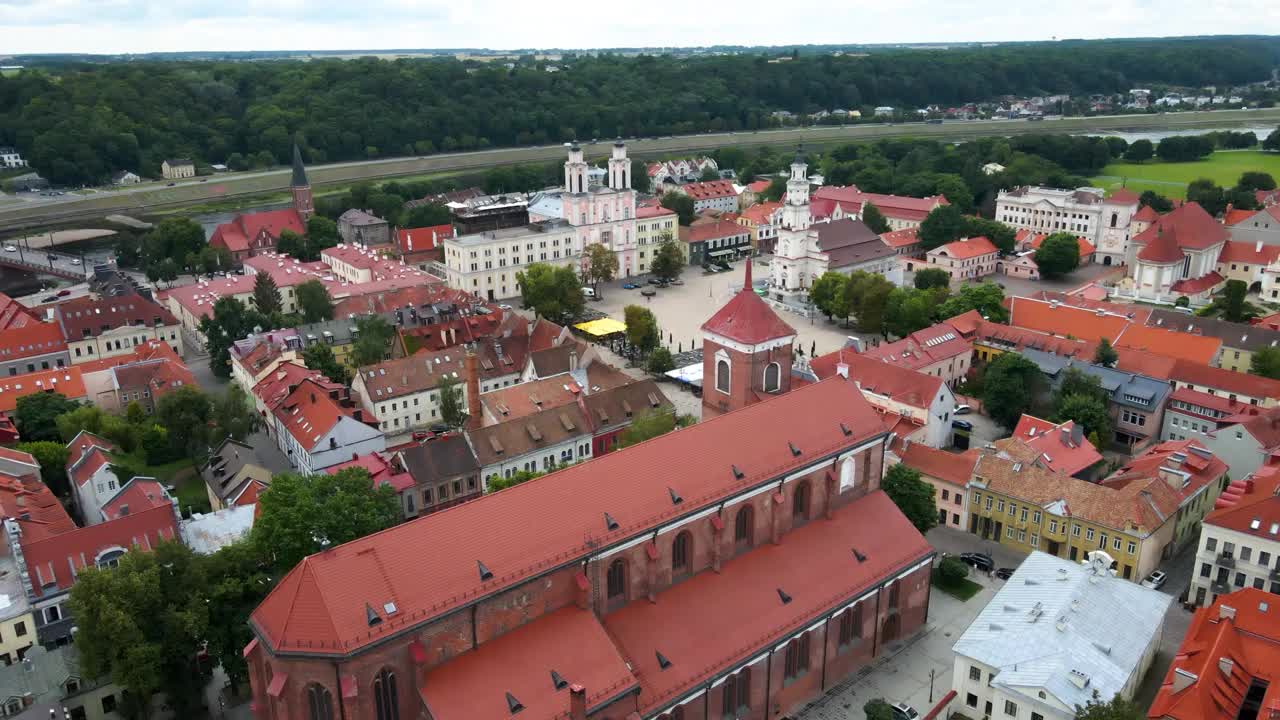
4, 36, 1279, 185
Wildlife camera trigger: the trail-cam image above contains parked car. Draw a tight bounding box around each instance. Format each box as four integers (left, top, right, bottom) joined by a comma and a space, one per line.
3, 246, 15, 253
1141, 570, 1167, 590
581, 286, 597, 299
670, 279, 684, 285
952, 419, 973, 431
647, 277, 663, 286
892, 703, 920, 720
954, 404, 972, 415
960, 552, 995, 572
41, 296, 56, 303
995, 567, 1015, 581
166, 182, 176, 186
622, 283, 639, 289
70, 259, 81, 265
57, 289, 72, 297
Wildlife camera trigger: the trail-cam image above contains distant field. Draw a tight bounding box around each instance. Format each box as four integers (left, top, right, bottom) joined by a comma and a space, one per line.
1091, 150, 1280, 198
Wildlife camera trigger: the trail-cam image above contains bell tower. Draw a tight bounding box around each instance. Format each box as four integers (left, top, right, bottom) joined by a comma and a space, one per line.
608, 139, 631, 190
290, 144, 314, 220
564, 145, 589, 194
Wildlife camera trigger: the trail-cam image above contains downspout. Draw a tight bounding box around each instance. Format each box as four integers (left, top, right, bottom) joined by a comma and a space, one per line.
820, 613, 831, 692
764, 649, 773, 720
872, 584, 883, 658
333, 662, 348, 720
471, 604, 478, 648
705, 682, 712, 720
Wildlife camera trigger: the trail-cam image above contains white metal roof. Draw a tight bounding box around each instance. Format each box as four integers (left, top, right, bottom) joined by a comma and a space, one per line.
952, 551, 1171, 711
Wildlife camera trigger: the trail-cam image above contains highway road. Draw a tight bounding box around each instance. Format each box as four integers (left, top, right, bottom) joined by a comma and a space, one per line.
3, 108, 1279, 233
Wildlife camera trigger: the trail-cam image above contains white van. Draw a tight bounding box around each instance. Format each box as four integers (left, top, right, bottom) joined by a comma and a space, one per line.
582, 286, 596, 298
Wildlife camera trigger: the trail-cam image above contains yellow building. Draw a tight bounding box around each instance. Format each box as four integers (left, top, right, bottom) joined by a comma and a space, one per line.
967, 441, 1227, 582
635, 202, 678, 275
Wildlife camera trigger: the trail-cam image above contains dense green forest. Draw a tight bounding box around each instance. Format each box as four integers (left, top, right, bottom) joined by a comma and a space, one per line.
3, 36, 1278, 185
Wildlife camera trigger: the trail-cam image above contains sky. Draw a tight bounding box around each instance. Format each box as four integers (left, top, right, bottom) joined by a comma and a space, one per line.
1, 0, 1277, 55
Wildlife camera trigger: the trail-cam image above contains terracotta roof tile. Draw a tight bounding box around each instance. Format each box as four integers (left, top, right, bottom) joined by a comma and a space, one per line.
899, 444, 978, 486
22, 503, 179, 597
1170, 272, 1226, 295
809, 350, 943, 410
1008, 415, 1103, 477
879, 227, 921, 248
100, 478, 171, 520
700, 280, 796, 346
930, 236, 997, 260
1171, 359, 1280, 401
1133, 202, 1229, 254
249, 376, 889, 656
396, 224, 453, 255
56, 294, 177, 339
0, 322, 66, 363
0, 367, 86, 413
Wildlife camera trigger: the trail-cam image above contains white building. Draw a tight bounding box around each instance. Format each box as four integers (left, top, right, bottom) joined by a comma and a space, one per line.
769, 153, 901, 298
161, 158, 195, 180
995, 186, 1139, 267
0, 147, 26, 169
952, 551, 1171, 720
1121, 202, 1229, 306
1187, 467, 1280, 607
445, 143, 640, 299
269, 377, 385, 474
111, 170, 141, 185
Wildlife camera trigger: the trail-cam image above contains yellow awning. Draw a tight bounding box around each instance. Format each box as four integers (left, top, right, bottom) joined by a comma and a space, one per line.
573, 318, 627, 337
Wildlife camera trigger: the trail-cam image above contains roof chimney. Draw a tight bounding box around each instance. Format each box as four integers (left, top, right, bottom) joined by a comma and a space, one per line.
836, 362, 849, 379
1218, 657, 1235, 677
465, 349, 482, 431
743, 253, 752, 290
569, 685, 587, 720
569, 349, 578, 371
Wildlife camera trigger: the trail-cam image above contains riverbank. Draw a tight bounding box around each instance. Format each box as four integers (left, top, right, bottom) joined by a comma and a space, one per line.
1090, 149, 1280, 198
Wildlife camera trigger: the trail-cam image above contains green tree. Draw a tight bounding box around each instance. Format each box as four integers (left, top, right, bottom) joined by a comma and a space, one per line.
252, 271, 282, 315
1075, 692, 1143, 720
16, 441, 69, 496
1122, 139, 1154, 163
660, 192, 696, 225
1237, 171, 1277, 192
199, 296, 267, 378
630, 159, 651, 193
68, 541, 211, 719
211, 384, 261, 444
202, 542, 272, 696
881, 463, 938, 534
1057, 367, 1108, 405
1187, 178, 1226, 217
141, 424, 180, 465
865, 700, 896, 720
934, 174, 975, 212
761, 176, 787, 202
1054, 393, 1112, 444
583, 242, 619, 293
1175, 295, 1190, 308
1265, 127, 1280, 153
1140, 191, 1174, 213
861, 201, 890, 234
276, 229, 308, 260
938, 282, 1008, 323
1094, 338, 1119, 368
301, 342, 351, 384
982, 353, 1043, 428
517, 263, 585, 324
624, 305, 661, 353
646, 347, 676, 374
938, 555, 970, 584
809, 272, 848, 320
699, 166, 721, 182
295, 279, 334, 323
486, 468, 546, 492
650, 234, 686, 281
885, 287, 947, 338
1251, 346, 1280, 379
438, 375, 467, 429
617, 410, 677, 448
252, 468, 400, 572
913, 267, 951, 290
155, 385, 215, 460
350, 315, 395, 367
306, 215, 340, 255
844, 271, 895, 334
1034, 232, 1082, 278
14, 392, 79, 442
1218, 279, 1254, 322
918, 203, 965, 251
403, 203, 452, 229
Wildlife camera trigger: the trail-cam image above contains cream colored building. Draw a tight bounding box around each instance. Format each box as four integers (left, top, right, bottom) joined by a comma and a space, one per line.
441, 222, 578, 301
635, 203, 678, 275
161, 159, 195, 180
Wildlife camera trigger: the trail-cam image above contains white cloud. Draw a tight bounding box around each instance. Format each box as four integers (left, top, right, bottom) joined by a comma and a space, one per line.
0, 0, 1278, 54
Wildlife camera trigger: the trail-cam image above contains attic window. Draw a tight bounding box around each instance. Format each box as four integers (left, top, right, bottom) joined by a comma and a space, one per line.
777, 588, 792, 604
604, 512, 619, 531
621, 399, 633, 417
488, 436, 504, 455
656, 650, 672, 670
550, 670, 568, 691
647, 392, 660, 407
1251, 519, 1262, 530
788, 441, 802, 457
526, 424, 543, 442
478, 560, 494, 582
559, 413, 576, 431
506, 692, 524, 714
668, 487, 683, 505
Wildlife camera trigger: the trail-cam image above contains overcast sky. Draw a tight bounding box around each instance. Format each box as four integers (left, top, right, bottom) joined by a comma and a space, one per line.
1, 0, 1276, 55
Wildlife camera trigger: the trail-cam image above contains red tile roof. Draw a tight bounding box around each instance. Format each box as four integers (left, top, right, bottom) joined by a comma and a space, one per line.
861, 322, 971, 372
325, 453, 414, 493
250, 376, 889, 656
55, 294, 177, 339
603, 491, 931, 715
679, 180, 737, 200
0, 473, 76, 543
22, 503, 179, 597
1147, 588, 1280, 720
1107, 188, 1141, 204
1101, 440, 1227, 506
946, 310, 984, 337
0, 321, 66, 363
420, 606, 638, 720
65, 431, 115, 469
930, 236, 997, 260
69, 447, 112, 490
1171, 359, 1280, 401
0, 447, 37, 471
0, 292, 41, 330
1133, 205, 1160, 223
396, 224, 453, 255
1133, 202, 1229, 256
1168, 387, 1258, 420
1215, 407, 1280, 452
1170, 272, 1226, 296
809, 350, 943, 410
899, 444, 978, 487
880, 227, 921, 248
812, 186, 948, 222
680, 220, 748, 244
1010, 415, 1103, 477
100, 478, 171, 520
1206, 465, 1280, 534
112, 357, 196, 402
745, 179, 771, 193
210, 208, 305, 253
76, 339, 181, 375
636, 201, 677, 220
1117, 324, 1221, 365
1022, 230, 1096, 258
1218, 240, 1280, 266
0, 367, 86, 413
739, 201, 781, 226
1224, 208, 1258, 226
273, 378, 370, 450
700, 274, 795, 345
1007, 297, 1220, 364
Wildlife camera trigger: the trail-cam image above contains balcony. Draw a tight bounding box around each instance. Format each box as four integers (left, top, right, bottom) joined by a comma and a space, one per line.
1270, 567, 1280, 582
1211, 580, 1231, 595
1217, 553, 1236, 568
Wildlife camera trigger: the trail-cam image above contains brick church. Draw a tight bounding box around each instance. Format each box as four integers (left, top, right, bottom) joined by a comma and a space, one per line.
246, 358, 935, 719
209, 144, 314, 263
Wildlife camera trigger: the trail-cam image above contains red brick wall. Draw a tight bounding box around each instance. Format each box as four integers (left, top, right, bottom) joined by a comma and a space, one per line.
701, 338, 794, 419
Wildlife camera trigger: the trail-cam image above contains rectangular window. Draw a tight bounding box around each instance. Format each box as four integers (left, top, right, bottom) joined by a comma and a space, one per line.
1086, 528, 1095, 541
1206, 537, 1218, 552
1128, 541, 1137, 555
1072, 525, 1081, 537
1032, 511, 1042, 524
1005, 701, 1018, 717
969, 666, 981, 682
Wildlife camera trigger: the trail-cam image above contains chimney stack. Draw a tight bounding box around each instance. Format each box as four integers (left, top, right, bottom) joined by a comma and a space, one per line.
569, 685, 587, 720
570, 349, 578, 371
465, 349, 482, 431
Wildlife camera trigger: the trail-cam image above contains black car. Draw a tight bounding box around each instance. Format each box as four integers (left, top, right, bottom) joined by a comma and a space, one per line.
960, 552, 995, 572
952, 419, 974, 431
647, 277, 663, 286
994, 567, 1015, 580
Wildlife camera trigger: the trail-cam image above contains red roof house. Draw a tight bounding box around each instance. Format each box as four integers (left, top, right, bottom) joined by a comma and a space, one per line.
1008, 415, 1104, 478
209, 208, 306, 262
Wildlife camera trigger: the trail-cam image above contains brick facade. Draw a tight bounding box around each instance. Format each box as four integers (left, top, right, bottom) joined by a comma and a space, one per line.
702, 337, 795, 419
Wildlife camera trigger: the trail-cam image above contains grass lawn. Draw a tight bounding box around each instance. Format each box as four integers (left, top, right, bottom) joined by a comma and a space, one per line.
1091, 150, 1280, 199
119, 454, 211, 516
931, 568, 983, 601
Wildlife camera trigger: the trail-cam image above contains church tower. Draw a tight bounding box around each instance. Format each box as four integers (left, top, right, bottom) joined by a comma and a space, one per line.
782, 148, 811, 232
770, 147, 813, 296
564, 145, 589, 194
700, 261, 798, 419
608, 139, 631, 190
290, 144, 314, 220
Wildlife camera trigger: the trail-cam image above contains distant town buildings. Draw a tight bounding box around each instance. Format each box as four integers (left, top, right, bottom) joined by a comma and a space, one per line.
0, 147, 27, 169
160, 158, 195, 180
